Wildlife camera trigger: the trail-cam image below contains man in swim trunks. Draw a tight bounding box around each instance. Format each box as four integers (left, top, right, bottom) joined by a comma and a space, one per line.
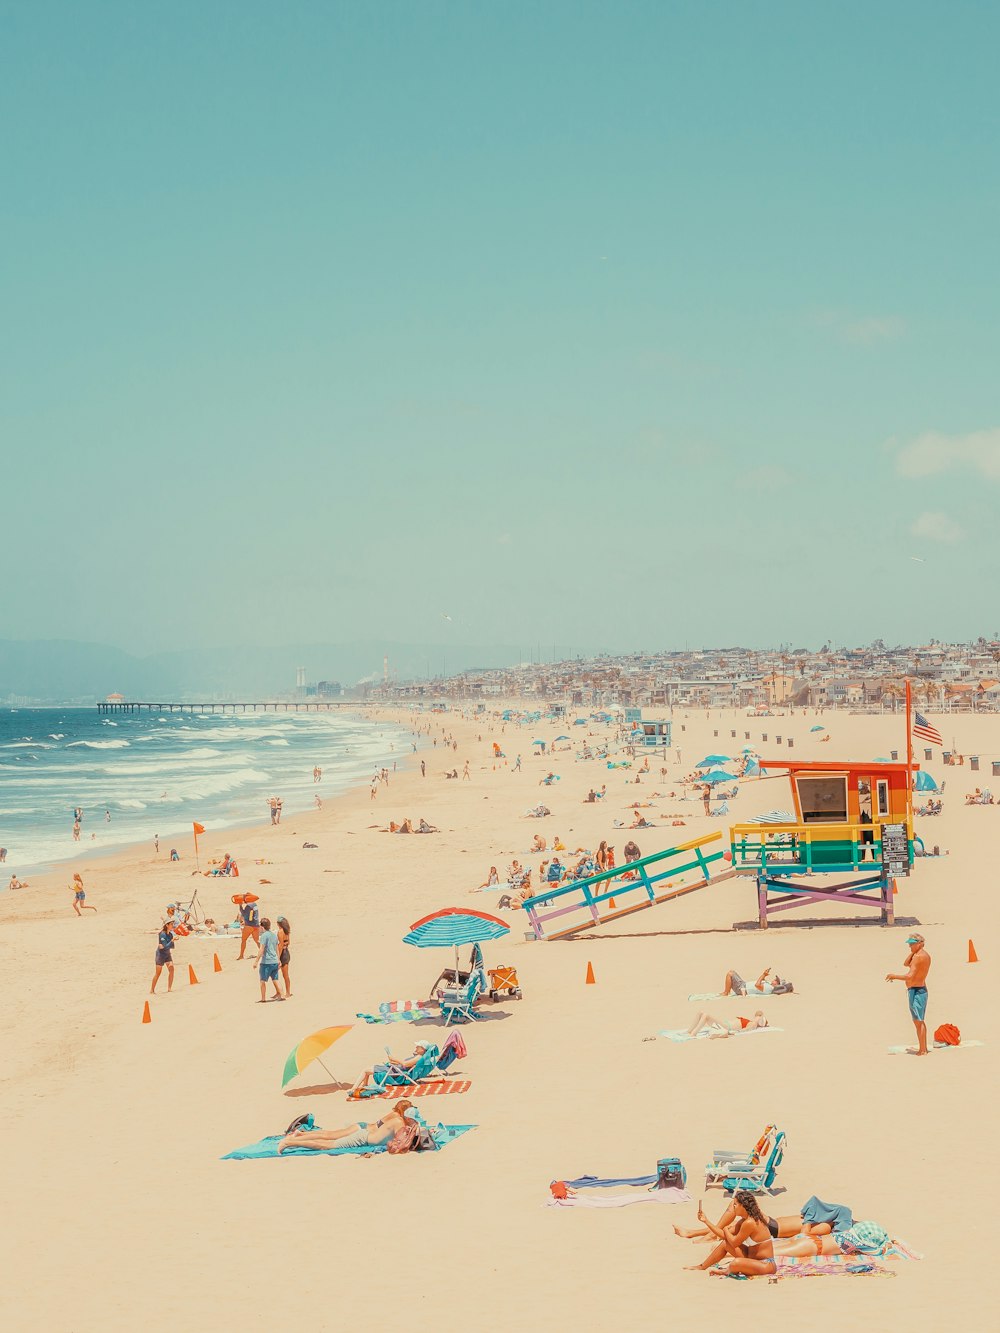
885, 933, 931, 1055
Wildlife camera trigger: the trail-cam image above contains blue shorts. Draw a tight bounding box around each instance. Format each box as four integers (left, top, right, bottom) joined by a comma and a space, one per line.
259, 961, 280, 982
907, 986, 928, 1021
75, 890, 85, 901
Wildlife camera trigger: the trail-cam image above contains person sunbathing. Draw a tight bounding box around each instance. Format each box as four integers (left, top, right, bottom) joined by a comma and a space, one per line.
416, 818, 438, 832
395, 818, 414, 833
684, 1192, 776, 1275
479, 865, 500, 889
675, 1197, 830, 1242
349, 1042, 433, 1097
686, 1010, 769, 1038
772, 1219, 890, 1258
277, 1099, 415, 1154
723, 967, 793, 995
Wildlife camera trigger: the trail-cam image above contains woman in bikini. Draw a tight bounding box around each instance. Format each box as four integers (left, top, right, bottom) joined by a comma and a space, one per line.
276, 1099, 414, 1154
685, 1010, 769, 1038
684, 1191, 777, 1275
676, 1200, 832, 1243
276, 916, 292, 997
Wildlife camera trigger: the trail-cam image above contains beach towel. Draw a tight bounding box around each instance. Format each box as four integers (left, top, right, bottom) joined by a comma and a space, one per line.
547, 1188, 690, 1209
888, 1039, 983, 1055
356, 999, 439, 1025
800, 1195, 854, 1233
222, 1123, 474, 1160
711, 1255, 889, 1280
564, 1173, 658, 1188
369, 1079, 470, 1098
659, 1026, 783, 1043
685, 991, 785, 1002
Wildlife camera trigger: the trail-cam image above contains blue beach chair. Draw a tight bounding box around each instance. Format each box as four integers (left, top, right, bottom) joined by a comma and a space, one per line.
436, 970, 486, 1025
362, 1044, 442, 1096
705, 1125, 775, 1188
722, 1130, 786, 1194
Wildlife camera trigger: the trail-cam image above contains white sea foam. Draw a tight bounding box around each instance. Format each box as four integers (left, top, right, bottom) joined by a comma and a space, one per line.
65, 740, 131, 750
117, 798, 147, 809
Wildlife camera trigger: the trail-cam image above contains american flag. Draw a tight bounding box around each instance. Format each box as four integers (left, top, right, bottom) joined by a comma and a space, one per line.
912, 711, 943, 746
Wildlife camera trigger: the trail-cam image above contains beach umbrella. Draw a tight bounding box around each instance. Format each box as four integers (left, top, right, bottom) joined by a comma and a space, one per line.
403, 907, 510, 983
281, 1024, 353, 1088
574, 718, 588, 725
914, 770, 938, 792
698, 769, 737, 784
873, 757, 890, 763
555, 735, 571, 741
532, 739, 545, 746
810, 725, 825, 732
696, 754, 732, 767
749, 810, 795, 823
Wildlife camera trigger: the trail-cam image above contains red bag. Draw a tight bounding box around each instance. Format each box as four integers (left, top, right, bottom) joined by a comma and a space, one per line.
933, 1023, 961, 1046
386, 1121, 419, 1154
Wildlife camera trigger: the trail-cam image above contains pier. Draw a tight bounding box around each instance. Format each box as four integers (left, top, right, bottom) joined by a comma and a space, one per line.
97, 700, 349, 715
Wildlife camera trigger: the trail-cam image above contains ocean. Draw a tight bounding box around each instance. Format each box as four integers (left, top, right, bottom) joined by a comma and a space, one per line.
0, 707, 407, 873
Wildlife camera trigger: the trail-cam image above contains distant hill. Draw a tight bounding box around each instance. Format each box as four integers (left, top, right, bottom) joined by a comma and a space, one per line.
0, 638, 522, 703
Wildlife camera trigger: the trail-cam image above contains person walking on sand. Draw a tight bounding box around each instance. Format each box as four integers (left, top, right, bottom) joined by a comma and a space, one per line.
71, 872, 96, 916
420, 759, 426, 777
462, 760, 470, 781
255, 916, 285, 1002
886, 933, 931, 1055
276, 916, 292, 997
513, 754, 521, 772
236, 895, 260, 960
150, 922, 176, 993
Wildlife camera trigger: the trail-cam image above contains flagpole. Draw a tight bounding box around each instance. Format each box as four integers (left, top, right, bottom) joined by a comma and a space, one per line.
904, 677, 914, 826
193, 823, 200, 871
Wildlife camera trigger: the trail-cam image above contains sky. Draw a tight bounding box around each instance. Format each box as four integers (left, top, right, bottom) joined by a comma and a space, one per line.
2, 0, 998, 660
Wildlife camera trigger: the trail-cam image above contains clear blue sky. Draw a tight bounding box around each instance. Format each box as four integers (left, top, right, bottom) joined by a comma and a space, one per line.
3, 1, 998, 657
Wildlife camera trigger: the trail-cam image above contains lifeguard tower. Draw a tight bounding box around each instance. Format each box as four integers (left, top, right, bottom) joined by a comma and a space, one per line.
729, 758, 916, 928
625, 708, 672, 750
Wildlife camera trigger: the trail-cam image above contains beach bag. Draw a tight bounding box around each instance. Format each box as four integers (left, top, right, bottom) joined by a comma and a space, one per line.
386, 1121, 419, 1155
413, 1125, 439, 1152
655, 1157, 687, 1190
934, 1023, 961, 1046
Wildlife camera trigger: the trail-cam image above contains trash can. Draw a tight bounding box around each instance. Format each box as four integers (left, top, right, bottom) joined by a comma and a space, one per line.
890, 750, 898, 761
776, 735, 782, 745
745, 731, 750, 740
970, 756, 979, 772
761, 733, 767, 743
991, 761, 1000, 778
731, 730, 736, 738
924, 748, 933, 761
943, 751, 952, 764
787, 737, 794, 748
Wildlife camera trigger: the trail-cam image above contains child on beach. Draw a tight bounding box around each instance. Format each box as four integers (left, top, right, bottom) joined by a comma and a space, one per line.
71, 872, 96, 916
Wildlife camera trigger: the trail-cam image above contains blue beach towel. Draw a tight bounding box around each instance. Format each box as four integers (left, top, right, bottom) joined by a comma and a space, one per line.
564, 1173, 658, 1189
222, 1123, 474, 1160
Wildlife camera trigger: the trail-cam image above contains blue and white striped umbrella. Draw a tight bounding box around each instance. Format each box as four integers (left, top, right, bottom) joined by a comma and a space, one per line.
748, 809, 795, 823
403, 908, 510, 949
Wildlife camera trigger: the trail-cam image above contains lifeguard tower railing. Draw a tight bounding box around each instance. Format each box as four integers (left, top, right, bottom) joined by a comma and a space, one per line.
520, 832, 732, 941
729, 819, 914, 876
729, 819, 912, 928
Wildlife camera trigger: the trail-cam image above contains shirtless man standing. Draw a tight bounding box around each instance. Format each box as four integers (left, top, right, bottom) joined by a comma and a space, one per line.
886, 933, 931, 1055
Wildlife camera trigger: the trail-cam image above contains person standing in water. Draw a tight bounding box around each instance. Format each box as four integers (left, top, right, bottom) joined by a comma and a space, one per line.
886, 933, 931, 1055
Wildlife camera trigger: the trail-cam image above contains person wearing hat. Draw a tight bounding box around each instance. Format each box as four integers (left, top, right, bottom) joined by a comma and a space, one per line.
885, 934, 931, 1055
348, 1040, 434, 1099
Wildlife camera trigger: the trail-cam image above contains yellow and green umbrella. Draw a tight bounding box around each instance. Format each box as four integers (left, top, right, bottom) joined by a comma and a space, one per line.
281, 1024, 353, 1088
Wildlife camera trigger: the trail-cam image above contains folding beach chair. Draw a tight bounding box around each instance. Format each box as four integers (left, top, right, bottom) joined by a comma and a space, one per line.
705, 1125, 775, 1188
721, 1131, 786, 1194
436, 970, 486, 1025
708, 801, 729, 817
364, 1044, 442, 1095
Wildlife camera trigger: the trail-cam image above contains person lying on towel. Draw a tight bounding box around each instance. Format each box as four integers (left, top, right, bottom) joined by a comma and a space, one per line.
723, 967, 794, 996
686, 1010, 769, 1039
277, 1100, 414, 1154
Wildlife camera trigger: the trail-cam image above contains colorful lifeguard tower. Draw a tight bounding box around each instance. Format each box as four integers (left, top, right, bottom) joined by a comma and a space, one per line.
625, 709, 672, 749
729, 758, 916, 928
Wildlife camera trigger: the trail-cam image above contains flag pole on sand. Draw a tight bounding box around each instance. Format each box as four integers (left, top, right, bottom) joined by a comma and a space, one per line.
193, 820, 205, 871
904, 678, 914, 824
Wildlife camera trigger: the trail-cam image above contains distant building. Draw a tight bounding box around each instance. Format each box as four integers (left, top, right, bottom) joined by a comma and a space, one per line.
105, 692, 125, 703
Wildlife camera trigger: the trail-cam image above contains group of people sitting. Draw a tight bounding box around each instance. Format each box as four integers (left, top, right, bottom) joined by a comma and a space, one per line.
964, 788, 993, 805
388, 818, 438, 833
917, 798, 943, 815
677, 1194, 889, 1275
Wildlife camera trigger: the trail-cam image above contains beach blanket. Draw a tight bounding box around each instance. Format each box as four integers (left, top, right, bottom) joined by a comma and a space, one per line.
369, 1079, 470, 1098
686, 991, 785, 1002
888, 1039, 983, 1055
659, 1026, 783, 1043
711, 1255, 890, 1280
564, 1173, 657, 1188
357, 999, 439, 1025
547, 1188, 690, 1209
222, 1123, 475, 1160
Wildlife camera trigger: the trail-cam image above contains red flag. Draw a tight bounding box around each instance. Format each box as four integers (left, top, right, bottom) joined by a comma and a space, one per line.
193, 822, 205, 836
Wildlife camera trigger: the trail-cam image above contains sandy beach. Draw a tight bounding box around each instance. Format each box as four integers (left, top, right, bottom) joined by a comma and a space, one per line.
2, 704, 997, 1330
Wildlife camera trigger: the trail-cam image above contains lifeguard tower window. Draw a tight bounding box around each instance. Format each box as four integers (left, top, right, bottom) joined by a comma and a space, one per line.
795, 775, 849, 823
876, 779, 890, 819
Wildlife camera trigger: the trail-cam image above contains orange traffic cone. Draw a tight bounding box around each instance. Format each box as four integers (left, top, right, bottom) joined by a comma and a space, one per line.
188, 964, 199, 985
213, 953, 222, 973
142, 1001, 151, 1024
608, 897, 616, 910
969, 940, 979, 963
585, 961, 596, 985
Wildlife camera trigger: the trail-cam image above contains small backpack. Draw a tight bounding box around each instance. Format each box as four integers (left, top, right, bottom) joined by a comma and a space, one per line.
386, 1121, 419, 1154
933, 1023, 961, 1046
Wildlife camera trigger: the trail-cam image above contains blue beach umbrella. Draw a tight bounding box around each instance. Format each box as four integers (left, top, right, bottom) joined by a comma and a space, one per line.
555, 735, 571, 741
914, 770, 938, 792
698, 769, 737, 784
696, 754, 732, 767
532, 739, 545, 746
810, 725, 825, 732
403, 907, 511, 980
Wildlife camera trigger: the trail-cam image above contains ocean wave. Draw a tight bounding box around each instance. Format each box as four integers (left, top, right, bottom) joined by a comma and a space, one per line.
117, 798, 147, 809
48, 734, 65, 740
65, 740, 131, 750
0, 742, 53, 749
263, 738, 291, 746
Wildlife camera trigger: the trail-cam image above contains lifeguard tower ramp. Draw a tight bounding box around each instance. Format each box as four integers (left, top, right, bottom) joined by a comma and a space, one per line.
519, 833, 743, 941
